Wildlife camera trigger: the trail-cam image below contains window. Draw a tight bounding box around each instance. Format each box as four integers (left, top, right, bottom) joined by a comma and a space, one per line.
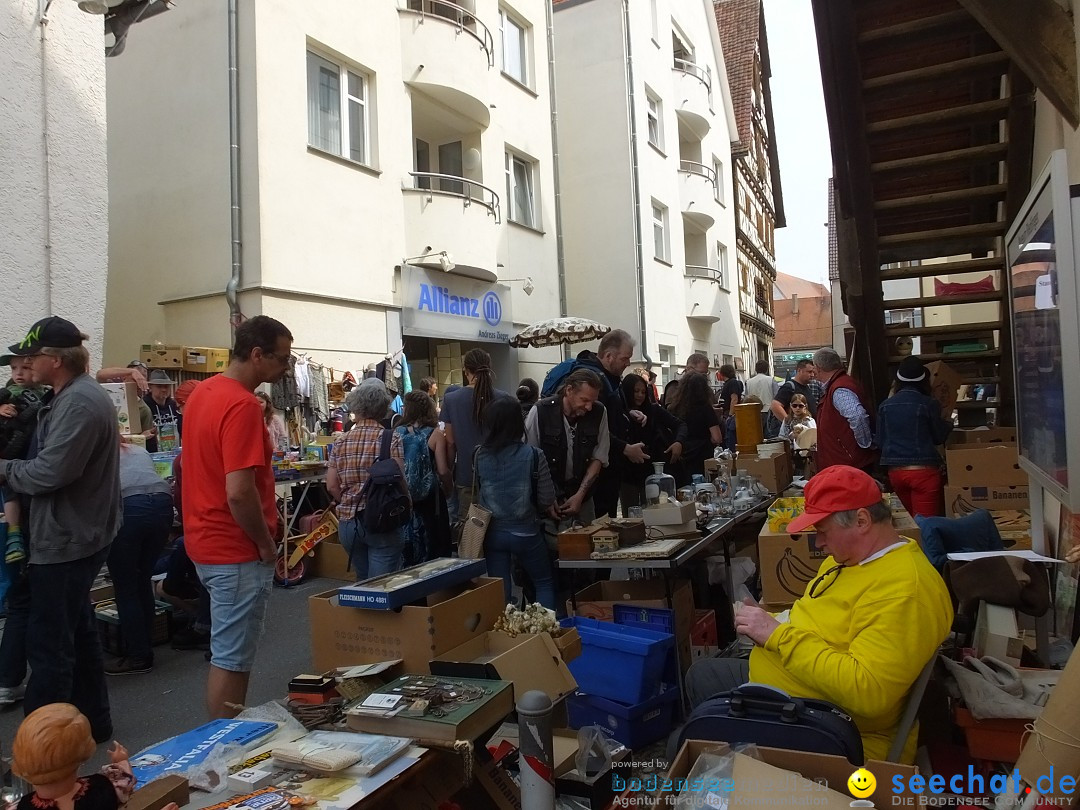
652, 202, 669, 261
307, 51, 369, 164
658, 345, 674, 386
649, 0, 658, 42
505, 151, 537, 228
716, 242, 728, 289
646, 93, 663, 150
713, 158, 725, 204
499, 8, 528, 85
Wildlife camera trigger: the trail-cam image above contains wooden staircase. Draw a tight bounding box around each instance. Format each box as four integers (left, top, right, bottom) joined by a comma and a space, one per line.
812, 0, 1036, 425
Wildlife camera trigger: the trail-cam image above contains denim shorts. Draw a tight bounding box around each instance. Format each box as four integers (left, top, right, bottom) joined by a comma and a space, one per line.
193, 560, 273, 672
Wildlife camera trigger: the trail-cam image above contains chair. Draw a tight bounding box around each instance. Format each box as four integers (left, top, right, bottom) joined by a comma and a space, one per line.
886, 655, 936, 763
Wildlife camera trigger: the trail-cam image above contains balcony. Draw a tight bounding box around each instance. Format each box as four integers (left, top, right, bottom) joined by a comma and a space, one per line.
399, 1, 493, 126
402, 171, 501, 282
684, 265, 724, 322
679, 161, 717, 231
672, 58, 713, 138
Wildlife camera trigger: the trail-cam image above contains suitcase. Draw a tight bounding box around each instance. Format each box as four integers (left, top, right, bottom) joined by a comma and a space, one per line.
672, 683, 864, 765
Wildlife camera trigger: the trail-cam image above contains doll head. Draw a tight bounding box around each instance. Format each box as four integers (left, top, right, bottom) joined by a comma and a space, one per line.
12, 704, 96, 786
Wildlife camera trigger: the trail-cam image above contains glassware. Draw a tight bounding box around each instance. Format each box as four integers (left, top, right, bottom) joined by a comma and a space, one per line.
644, 462, 677, 505
627, 505, 643, 519
714, 450, 734, 516
677, 486, 695, 503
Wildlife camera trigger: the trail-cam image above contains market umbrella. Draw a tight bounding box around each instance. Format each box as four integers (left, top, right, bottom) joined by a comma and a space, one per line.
508, 317, 612, 348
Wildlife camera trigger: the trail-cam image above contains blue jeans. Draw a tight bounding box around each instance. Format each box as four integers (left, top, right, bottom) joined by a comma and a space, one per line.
339, 517, 403, 581
193, 560, 273, 672
108, 493, 173, 662
26, 547, 112, 742
484, 526, 555, 611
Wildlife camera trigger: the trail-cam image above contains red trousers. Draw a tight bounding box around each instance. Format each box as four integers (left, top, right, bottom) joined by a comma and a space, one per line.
888, 467, 944, 518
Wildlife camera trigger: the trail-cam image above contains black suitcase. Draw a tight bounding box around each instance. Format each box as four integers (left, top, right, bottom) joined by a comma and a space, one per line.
671, 684, 864, 765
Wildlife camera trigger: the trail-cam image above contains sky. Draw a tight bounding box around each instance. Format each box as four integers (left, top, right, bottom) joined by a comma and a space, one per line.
761, 0, 832, 285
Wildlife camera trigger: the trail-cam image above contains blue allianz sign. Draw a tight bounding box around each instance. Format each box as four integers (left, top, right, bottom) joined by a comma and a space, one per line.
403, 267, 513, 343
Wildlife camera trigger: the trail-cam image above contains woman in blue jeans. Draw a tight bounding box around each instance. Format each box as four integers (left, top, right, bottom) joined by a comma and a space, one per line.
106, 439, 174, 674
327, 379, 408, 580
475, 396, 559, 610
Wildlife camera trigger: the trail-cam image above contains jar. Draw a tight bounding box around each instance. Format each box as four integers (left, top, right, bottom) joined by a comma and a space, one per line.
644, 463, 677, 505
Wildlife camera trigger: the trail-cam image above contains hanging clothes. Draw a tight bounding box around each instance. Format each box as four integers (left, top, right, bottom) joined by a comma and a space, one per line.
401, 354, 413, 394
294, 356, 312, 398
310, 364, 329, 422
271, 357, 302, 410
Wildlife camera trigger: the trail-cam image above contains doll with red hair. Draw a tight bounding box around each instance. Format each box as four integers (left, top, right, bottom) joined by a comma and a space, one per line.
10, 703, 178, 810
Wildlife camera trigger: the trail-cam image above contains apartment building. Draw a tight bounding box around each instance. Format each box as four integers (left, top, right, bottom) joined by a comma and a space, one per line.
714, 0, 784, 374
104, 0, 562, 384
552, 0, 740, 385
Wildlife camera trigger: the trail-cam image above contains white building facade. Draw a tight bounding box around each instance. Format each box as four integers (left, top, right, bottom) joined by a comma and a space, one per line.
104, 0, 563, 385
2, 0, 109, 369
552, 0, 741, 385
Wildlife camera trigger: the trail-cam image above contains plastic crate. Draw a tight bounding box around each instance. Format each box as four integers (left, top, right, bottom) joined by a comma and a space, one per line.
691, 609, 718, 647
560, 616, 674, 705
95, 600, 172, 657
953, 706, 1027, 762
612, 604, 675, 635
566, 687, 681, 749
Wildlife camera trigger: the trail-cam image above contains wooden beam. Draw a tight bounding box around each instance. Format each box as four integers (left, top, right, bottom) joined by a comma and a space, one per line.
874, 183, 1008, 211
887, 349, 1001, 362
867, 98, 1011, 134
878, 255, 1003, 280
957, 0, 1079, 128
862, 52, 1010, 92
884, 320, 1001, 337
871, 143, 1008, 174
885, 290, 1001, 308
857, 9, 975, 44
877, 221, 1006, 246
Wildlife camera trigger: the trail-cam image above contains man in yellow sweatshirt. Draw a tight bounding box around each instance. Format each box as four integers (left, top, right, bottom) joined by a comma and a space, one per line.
685, 465, 953, 763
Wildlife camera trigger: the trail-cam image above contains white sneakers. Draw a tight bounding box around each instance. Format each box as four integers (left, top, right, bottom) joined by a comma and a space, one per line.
0, 685, 25, 706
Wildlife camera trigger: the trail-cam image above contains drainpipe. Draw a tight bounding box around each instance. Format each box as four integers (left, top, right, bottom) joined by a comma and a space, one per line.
545, 0, 568, 335
622, 0, 652, 367
226, 0, 242, 332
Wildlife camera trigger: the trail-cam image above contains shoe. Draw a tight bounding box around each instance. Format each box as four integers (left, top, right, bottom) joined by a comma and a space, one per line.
4, 544, 25, 565
105, 658, 152, 676
171, 627, 211, 651
0, 685, 25, 705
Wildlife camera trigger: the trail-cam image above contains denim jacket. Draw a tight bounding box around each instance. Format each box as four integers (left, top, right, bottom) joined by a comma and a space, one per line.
476, 444, 554, 533
876, 388, 953, 467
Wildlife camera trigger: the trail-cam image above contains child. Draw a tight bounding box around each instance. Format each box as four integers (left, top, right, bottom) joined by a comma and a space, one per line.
0, 356, 45, 564
779, 393, 816, 442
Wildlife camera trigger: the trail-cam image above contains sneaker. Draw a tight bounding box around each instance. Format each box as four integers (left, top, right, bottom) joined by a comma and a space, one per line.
4, 543, 25, 565
105, 658, 152, 676
0, 685, 25, 705
171, 627, 211, 651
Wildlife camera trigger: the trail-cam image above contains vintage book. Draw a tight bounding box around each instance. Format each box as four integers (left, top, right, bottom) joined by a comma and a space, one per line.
345, 675, 513, 742
131, 719, 279, 784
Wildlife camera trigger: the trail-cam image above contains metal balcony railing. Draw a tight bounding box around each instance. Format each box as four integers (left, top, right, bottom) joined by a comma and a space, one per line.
673, 58, 712, 104
401, 0, 495, 68
679, 160, 719, 198
406, 172, 501, 222
685, 264, 723, 284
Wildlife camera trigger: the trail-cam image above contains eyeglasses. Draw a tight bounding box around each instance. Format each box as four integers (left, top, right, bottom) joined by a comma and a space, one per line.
808, 563, 845, 598
262, 351, 290, 365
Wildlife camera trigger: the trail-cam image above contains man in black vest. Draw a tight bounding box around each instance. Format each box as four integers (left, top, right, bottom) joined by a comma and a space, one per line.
525, 368, 610, 525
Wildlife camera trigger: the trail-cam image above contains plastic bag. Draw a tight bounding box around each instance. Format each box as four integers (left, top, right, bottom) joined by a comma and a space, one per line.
574, 726, 618, 777
183, 743, 239, 793
676, 751, 735, 808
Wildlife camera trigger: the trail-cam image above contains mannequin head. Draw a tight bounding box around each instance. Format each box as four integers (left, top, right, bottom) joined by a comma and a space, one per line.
13, 704, 96, 788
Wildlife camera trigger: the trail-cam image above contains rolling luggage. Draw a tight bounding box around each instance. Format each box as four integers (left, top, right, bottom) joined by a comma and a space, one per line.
672, 683, 864, 765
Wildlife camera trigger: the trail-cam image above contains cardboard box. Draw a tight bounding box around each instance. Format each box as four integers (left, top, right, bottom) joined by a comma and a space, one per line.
973, 601, 1022, 666
643, 500, 696, 527
757, 524, 830, 604
308, 539, 353, 582
308, 577, 504, 673
122, 775, 189, 810
946, 443, 1026, 487
100, 382, 140, 435
926, 359, 962, 413
661, 741, 917, 810
946, 428, 1017, 447
139, 344, 183, 369
430, 631, 577, 701
1016, 645, 1080, 805
568, 579, 695, 674
944, 485, 1030, 515
737, 452, 793, 494
535, 628, 581, 663
892, 509, 922, 547
183, 346, 230, 373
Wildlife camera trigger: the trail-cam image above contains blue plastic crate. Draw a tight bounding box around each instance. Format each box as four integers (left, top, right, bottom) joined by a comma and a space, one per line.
566, 687, 681, 749
561, 616, 674, 705
612, 604, 675, 635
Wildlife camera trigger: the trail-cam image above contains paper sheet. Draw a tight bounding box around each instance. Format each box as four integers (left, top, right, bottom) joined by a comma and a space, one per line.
946, 550, 1063, 563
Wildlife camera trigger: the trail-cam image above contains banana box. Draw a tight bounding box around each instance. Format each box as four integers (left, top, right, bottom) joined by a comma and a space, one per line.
757, 524, 831, 604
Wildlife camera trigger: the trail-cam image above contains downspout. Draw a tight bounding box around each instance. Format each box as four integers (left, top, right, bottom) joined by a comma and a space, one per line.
38, 3, 53, 313
226, 0, 243, 332
545, 0, 568, 336
622, 0, 652, 366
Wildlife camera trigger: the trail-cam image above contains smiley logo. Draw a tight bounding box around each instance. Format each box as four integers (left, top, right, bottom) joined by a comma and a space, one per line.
847, 768, 877, 799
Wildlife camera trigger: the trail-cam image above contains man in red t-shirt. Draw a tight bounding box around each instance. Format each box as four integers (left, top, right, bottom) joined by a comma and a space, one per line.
182, 316, 293, 718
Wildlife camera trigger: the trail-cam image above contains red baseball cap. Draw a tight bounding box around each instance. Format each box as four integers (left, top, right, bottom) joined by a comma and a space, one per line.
786, 465, 883, 534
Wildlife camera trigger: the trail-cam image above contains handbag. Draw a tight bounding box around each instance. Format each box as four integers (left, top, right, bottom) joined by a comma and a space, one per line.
456, 449, 491, 559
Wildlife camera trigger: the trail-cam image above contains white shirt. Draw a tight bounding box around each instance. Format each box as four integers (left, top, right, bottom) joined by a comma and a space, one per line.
746, 373, 778, 411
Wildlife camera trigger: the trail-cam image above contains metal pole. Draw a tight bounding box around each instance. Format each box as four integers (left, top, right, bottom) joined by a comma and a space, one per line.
517, 690, 555, 810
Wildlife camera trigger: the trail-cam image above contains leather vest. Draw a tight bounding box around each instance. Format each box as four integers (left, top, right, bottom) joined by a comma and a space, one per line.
535, 397, 605, 496
816, 372, 878, 471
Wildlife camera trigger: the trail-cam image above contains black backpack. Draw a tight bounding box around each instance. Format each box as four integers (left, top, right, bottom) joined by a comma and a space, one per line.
360, 429, 412, 534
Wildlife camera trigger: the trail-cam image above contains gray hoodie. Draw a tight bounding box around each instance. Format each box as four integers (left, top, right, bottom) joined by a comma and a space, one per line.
0, 373, 121, 564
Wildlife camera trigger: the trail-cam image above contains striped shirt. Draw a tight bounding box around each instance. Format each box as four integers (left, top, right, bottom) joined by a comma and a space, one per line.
831, 388, 873, 449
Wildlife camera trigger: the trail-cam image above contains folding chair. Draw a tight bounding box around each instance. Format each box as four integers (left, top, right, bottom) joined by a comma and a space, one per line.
886, 655, 936, 763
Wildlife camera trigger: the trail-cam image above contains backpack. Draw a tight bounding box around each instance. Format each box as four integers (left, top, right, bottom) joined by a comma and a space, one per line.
360, 429, 412, 534
398, 425, 437, 502
540, 357, 613, 398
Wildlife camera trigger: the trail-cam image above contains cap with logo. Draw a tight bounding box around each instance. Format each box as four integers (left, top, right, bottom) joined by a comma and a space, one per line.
2, 316, 84, 366
785, 465, 884, 535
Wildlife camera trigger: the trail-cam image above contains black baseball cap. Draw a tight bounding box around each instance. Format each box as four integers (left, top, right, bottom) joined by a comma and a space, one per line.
2, 316, 85, 365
